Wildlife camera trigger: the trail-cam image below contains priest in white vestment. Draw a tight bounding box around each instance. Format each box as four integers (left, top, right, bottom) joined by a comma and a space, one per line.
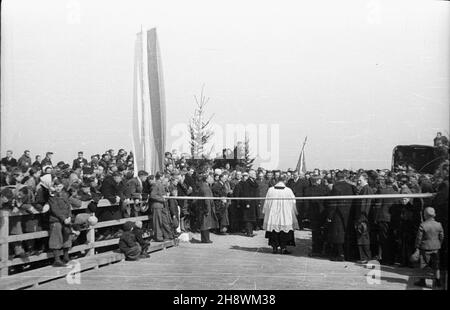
263, 175, 299, 254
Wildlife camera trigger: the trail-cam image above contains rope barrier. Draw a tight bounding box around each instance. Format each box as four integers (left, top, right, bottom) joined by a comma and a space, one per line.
163, 193, 434, 201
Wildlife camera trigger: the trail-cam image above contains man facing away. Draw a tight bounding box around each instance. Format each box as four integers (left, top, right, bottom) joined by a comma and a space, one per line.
326, 171, 356, 261
263, 175, 299, 254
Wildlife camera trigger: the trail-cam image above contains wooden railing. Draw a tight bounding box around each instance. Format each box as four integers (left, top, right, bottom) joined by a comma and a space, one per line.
0, 192, 439, 280
0, 198, 150, 278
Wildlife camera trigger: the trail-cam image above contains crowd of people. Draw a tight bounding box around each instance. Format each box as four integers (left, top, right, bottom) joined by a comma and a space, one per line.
0, 147, 448, 288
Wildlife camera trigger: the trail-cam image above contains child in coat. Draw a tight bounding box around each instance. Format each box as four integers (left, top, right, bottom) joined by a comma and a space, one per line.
119, 221, 148, 261
413, 207, 444, 288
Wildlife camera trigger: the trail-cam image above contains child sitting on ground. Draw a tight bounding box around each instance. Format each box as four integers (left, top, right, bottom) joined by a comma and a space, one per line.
119, 221, 148, 261
413, 207, 444, 288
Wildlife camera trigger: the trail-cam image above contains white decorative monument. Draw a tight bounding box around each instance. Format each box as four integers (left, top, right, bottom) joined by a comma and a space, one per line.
132, 27, 166, 174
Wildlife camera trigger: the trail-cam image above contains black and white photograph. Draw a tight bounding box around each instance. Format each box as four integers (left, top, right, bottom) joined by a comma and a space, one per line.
0, 0, 448, 296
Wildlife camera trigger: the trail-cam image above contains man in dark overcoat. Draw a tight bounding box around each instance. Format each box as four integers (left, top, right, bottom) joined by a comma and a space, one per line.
292, 173, 310, 230
354, 173, 374, 263
198, 174, 218, 243
304, 175, 329, 256
239, 170, 259, 237
374, 176, 400, 264
327, 171, 356, 261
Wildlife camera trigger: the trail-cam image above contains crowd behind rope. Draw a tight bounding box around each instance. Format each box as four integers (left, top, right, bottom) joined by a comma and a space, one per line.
0, 147, 448, 287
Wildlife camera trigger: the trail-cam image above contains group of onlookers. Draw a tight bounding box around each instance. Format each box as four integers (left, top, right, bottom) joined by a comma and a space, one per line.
0, 148, 448, 288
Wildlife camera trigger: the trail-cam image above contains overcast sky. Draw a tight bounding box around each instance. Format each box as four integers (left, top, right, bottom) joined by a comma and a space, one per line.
1, 0, 449, 170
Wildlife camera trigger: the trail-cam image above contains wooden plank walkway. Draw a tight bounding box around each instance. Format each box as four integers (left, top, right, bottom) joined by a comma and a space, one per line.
22, 230, 440, 290
0, 240, 174, 290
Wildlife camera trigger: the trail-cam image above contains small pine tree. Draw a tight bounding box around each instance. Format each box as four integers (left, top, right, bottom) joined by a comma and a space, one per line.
243, 132, 255, 170
188, 85, 215, 172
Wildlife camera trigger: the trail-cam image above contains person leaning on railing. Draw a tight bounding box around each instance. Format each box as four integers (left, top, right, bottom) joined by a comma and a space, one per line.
96, 172, 125, 241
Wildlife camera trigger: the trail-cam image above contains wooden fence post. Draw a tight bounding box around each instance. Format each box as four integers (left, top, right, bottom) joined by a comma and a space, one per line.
86, 226, 96, 257
0, 210, 10, 277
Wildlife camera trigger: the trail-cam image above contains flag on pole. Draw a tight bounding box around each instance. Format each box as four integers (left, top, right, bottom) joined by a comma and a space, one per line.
296, 136, 307, 174
132, 28, 166, 174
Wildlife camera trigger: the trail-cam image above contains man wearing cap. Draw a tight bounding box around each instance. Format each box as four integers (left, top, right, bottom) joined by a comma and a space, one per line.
72, 151, 88, 170
41, 152, 54, 167
1, 150, 18, 168
18, 150, 32, 170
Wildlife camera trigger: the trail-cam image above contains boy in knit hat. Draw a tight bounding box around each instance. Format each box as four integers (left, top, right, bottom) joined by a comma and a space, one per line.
414, 207, 444, 288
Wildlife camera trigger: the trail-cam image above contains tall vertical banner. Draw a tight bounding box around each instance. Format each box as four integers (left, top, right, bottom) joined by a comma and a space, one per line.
132, 28, 166, 174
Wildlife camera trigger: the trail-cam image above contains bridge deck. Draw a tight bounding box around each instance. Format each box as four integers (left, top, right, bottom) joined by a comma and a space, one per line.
28, 230, 435, 290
